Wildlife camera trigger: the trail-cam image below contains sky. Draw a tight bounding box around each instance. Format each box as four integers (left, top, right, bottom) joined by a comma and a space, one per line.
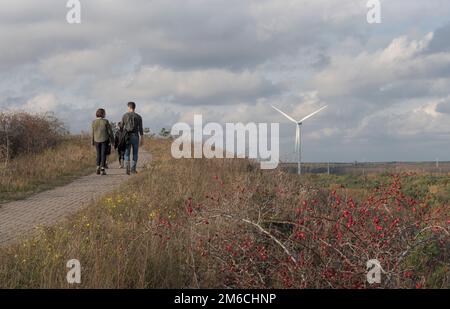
1, 0, 450, 162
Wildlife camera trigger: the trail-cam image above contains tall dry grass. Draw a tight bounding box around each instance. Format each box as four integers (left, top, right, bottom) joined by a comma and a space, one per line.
0, 138, 447, 288
0, 135, 96, 202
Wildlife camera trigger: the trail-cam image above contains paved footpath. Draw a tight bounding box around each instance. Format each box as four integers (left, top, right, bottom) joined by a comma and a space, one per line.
0, 151, 151, 246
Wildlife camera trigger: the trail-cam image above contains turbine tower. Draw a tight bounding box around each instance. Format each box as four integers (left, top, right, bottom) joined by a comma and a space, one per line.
272, 105, 328, 175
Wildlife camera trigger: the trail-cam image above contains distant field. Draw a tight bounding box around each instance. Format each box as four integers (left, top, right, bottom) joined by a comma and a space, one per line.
280, 162, 450, 176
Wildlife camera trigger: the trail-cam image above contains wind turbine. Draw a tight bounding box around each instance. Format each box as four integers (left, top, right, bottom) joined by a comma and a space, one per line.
272, 105, 328, 175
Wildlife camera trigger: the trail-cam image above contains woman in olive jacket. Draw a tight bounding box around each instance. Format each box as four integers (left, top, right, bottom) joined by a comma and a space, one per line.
92, 108, 114, 175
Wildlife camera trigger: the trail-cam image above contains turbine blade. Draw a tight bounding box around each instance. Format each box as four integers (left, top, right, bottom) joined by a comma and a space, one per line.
271, 106, 298, 123
299, 105, 328, 123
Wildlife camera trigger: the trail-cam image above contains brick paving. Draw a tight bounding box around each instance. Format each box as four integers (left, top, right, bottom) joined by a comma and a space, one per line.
0, 151, 151, 245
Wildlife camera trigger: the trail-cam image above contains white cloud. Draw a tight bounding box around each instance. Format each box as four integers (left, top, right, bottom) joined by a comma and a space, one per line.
313, 33, 438, 97
23, 93, 58, 112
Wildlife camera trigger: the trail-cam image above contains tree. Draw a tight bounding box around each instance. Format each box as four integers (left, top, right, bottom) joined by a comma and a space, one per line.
144, 128, 155, 138
159, 128, 171, 138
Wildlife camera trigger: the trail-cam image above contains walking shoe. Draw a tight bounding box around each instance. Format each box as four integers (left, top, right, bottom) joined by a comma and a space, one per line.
131, 162, 138, 174
126, 162, 131, 175
96, 166, 101, 175
101, 168, 107, 176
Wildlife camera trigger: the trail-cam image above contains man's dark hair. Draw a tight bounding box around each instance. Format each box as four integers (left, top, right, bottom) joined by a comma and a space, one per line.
96, 108, 106, 118
128, 102, 136, 110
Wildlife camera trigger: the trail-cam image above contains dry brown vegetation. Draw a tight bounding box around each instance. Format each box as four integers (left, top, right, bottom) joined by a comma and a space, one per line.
0, 112, 67, 162
0, 138, 447, 288
0, 112, 95, 202
0, 135, 96, 202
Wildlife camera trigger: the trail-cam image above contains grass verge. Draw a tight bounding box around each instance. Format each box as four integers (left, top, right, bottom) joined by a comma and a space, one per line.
0, 135, 96, 203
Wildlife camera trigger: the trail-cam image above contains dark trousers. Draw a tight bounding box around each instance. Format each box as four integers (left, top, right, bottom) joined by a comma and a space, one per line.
95, 142, 108, 168
118, 149, 125, 164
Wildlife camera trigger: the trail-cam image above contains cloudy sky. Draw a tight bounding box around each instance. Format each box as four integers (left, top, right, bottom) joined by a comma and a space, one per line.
1, 0, 450, 162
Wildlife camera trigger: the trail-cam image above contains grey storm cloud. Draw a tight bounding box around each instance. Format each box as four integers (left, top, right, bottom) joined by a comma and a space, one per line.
0, 1, 370, 72
1, 0, 450, 161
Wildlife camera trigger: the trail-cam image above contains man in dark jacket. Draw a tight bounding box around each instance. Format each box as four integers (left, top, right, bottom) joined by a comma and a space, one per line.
121, 102, 144, 174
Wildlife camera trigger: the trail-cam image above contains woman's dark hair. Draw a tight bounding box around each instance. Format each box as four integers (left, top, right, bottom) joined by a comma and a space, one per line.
96, 108, 106, 118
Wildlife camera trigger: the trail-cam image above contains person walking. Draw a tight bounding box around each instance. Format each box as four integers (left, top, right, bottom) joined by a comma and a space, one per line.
92, 108, 114, 175
114, 121, 127, 168
121, 102, 144, 175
